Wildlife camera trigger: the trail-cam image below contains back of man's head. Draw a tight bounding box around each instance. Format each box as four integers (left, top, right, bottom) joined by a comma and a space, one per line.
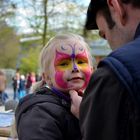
85, 0, 140, 30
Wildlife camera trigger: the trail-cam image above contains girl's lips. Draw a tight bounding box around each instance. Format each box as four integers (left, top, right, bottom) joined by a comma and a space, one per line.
67, 77, 84, 81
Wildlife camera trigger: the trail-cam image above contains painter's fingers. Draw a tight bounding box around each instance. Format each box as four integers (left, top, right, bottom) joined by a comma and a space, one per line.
69, 90, 82, 119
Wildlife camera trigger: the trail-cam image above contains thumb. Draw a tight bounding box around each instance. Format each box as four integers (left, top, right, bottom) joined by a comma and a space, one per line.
69, 90, 79, 100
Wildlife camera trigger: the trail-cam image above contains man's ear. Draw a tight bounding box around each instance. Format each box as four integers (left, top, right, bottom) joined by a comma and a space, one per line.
107, 0, 126, 26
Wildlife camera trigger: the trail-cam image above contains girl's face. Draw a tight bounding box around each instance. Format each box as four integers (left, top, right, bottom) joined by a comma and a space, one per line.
47, 39, 93, 93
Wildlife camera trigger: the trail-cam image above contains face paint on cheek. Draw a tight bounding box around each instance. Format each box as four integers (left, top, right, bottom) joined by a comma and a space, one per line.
55, 71, 68, 89
81, 69, 92, 90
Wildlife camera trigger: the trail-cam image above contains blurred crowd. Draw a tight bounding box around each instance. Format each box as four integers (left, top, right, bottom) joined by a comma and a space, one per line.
0, 69, 42, 107
12, 70, 42, 101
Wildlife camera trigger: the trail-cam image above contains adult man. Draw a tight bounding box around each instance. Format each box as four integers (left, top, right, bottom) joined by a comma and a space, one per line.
69, 0, 140, 139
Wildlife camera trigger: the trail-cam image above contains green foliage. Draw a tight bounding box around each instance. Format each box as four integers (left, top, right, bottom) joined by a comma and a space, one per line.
20, 47, 41, 74
0, 21, 20, 68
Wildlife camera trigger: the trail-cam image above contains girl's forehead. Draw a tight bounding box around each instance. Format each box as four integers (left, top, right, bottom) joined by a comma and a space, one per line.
52, 40, 88, 55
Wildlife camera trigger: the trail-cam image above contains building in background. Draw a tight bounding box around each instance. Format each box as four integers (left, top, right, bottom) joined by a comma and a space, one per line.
90, 39, 112, 65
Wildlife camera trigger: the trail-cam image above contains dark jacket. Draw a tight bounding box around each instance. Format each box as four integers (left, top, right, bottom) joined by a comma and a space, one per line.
80, 24, 140, 140
15, 87, 81, 140
100, 24, 140, 106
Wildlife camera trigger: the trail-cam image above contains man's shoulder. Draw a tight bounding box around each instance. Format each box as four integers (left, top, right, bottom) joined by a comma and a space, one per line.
94, 65, 114, 79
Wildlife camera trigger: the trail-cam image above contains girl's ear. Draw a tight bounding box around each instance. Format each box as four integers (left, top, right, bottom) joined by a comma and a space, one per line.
42, 73, 46, 81
107, 0, 126, 26
42, 73, 52, 86
90, 67, 93, 73
91, 66, 96, 73
42, 73, 49, 82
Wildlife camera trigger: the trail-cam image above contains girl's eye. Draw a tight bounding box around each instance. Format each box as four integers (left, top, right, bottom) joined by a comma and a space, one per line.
78, 60, 85, 64
59, 60, 70, 66
60, 62, 68, 66
77, 59, 87, 64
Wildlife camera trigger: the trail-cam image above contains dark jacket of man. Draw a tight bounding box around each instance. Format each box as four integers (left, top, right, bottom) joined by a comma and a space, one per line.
15, 87, 81, 140
80, 24, 140, 140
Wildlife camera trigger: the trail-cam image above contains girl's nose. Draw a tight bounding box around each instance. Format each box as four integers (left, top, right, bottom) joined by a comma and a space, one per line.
72, 63, 79, 73
72, 68, 79, 73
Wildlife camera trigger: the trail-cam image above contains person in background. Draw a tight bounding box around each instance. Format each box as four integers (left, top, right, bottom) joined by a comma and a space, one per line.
35, 73, 42, 82
0, 70, 8, 106
15, 33, 94, 140
25, 72, 32, 94
30, 72, 36, 83
25, 72, 36, 94
69, 0, 140, 140
12, 71, 20, 100
18, 74, 26, 99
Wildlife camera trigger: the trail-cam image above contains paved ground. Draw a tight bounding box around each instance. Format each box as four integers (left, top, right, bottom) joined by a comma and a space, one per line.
0, 86, 14, 112
0, 86, 18, 139
5, 86, 14, 100
0, 106, 5, 112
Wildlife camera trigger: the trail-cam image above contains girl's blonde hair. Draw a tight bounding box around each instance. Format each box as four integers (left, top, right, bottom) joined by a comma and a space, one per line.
31, 33, 95, 93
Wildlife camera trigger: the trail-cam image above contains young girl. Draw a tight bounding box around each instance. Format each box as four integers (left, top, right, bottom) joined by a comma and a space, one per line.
15, 33, 94, 140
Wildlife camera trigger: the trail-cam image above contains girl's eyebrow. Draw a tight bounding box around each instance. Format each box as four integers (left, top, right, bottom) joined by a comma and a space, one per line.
55, 50, 71, 64
55, 49, 88, 61
76, 50, 88, 59
55, 50, 71, 59
76, 54, 88, 59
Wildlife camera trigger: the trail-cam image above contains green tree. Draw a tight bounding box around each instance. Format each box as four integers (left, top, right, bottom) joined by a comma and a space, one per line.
20, 47, 40, 74
13, 0, 88, 45
0, 21, 20, 68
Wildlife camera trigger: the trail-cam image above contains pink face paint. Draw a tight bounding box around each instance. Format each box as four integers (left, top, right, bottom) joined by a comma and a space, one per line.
76, 50, 88, 60
54, 50, 70, 66
76, 51, 92, 90
55, 69, 92, 90
55, 71, 68, 89
54, 50, 70, 89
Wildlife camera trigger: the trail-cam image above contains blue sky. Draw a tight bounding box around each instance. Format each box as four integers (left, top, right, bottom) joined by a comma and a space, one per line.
79, 0, 90, 6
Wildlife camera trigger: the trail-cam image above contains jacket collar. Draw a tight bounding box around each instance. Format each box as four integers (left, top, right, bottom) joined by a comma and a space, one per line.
134, 23, 140, 39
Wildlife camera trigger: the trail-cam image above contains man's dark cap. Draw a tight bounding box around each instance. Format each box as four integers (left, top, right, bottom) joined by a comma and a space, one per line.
85, 0, 107, 30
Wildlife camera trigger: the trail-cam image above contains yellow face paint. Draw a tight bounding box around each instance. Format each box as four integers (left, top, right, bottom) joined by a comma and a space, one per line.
56, 59, 72, 71
55, 50, 89, 72
75, 57, 89, 71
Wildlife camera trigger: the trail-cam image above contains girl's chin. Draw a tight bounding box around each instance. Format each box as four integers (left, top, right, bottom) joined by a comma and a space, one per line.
59, 87, 82, 93
57, 84, 85, 93
68, 86, 84, 91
